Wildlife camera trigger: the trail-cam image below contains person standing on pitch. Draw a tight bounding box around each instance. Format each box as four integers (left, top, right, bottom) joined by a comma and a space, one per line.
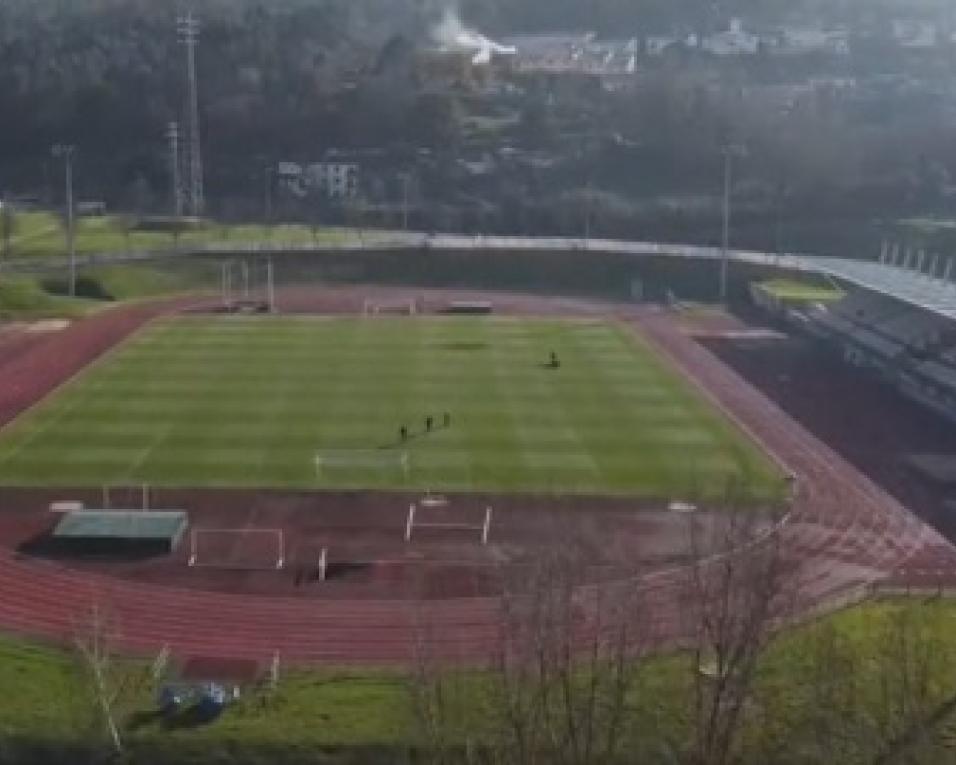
425, 415, 434, 432
442, 412, 451, 428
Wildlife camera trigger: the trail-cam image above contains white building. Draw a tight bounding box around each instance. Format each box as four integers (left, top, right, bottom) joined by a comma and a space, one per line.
702, 19, 761, 56
277, 159, 360, 199
305, 162, 359, 199
775, 28, 850, 57
892, 20, 938, 49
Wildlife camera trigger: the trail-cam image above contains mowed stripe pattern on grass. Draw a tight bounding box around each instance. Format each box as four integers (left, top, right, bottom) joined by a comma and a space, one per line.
0, 316, 782, 497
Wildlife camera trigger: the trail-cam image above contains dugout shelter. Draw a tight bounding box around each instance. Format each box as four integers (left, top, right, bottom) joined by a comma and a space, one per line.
47, 510, 189, 557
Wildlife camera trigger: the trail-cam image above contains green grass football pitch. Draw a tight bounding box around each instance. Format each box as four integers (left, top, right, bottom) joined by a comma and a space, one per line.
0, 316, 784, 498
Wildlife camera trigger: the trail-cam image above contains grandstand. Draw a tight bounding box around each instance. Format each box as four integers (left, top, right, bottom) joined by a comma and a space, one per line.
793, 254, 956, 424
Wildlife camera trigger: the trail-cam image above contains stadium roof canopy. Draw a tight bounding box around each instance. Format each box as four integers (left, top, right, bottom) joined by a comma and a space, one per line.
11, 228, 956, 322
788, 256, 956, 321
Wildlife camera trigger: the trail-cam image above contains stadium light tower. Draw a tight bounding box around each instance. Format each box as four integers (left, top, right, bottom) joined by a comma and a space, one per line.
51, 144, 77, 297
178, 11, 204, 217
719, 144, 747, 304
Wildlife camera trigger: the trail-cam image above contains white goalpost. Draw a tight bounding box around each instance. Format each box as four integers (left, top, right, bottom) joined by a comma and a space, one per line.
362, 298, 417, 316
314, 450, 410, 481
187, 528, 285, 570
101, 484, 152, 511
405, 502, 493, 545
220, 258, 277, 314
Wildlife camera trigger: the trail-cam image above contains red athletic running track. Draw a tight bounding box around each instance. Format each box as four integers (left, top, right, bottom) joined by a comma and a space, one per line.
0, 296, 953, 665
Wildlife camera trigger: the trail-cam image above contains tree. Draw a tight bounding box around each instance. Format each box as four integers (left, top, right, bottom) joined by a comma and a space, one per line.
680, 481, 798, 765
412, 543, 647, 765
407, 92, 464, 150
72, 605, 144, 757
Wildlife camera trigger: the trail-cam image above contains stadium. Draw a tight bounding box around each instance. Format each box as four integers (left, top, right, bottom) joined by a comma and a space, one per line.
0, 237, 955, 677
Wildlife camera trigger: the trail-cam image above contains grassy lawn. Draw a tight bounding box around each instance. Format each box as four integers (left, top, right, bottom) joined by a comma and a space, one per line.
0, 316, 782, 498
3, 599, 956, 762
755, 278, 844, 303
5, 212, 364, 260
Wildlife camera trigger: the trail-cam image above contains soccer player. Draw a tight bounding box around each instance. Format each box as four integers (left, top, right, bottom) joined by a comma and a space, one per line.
425, 415, 434, 432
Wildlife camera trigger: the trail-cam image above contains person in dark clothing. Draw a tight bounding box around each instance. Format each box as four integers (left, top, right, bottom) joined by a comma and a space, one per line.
400, 425, 408, 442
425, 415, 434, 432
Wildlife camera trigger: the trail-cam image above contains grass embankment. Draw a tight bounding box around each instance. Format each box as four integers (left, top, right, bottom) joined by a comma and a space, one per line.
756, 278, 845, 304
3, 600, 956, 763
0, 277, 98, 320
0, 316, 783, 499
0, 262, 217, 321
5, 212, 365, 260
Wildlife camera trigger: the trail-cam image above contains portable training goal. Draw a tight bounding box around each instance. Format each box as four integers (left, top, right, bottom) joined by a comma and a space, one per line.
362, 298, 417, 316
404, 502, 493, 545
101, 484, 153, 511
220, 258, 278, 314
314, 450, 410, 481
187, 528, 285, 570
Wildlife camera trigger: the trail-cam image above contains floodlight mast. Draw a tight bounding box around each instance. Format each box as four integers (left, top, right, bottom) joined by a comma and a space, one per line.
178, 11, 204, 218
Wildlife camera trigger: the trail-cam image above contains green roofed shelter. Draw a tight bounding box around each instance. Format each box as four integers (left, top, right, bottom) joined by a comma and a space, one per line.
51, 510, 188, 556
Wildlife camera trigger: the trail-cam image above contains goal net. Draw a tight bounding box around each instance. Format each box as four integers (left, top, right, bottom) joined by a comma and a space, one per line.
187, 528, 285, 570
362, 298, 417, 316
314, 450, 410, 482
405, 502, 493, 545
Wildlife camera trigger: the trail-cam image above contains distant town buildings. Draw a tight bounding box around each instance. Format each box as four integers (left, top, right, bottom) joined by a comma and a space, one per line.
277, 157, 359, 200
502, 33, 637, 75
701, 18, 761, 56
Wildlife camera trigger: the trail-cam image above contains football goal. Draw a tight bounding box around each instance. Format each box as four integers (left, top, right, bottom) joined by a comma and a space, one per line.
187, 528, 285, 570
405, 502, 493, 545
314, 450, 410, 481
101, 484, 153, 511
362, 298, 417, 316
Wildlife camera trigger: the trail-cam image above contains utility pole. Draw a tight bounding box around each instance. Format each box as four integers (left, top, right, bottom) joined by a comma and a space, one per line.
719, 145, 745, 304
51, 144, 77, 297
584, 179, 593, 247
401, 173, 410, 231
267, 258, 276, 313
0, 192, 12, 265
263, 165, 274, 224
178, 11, 204, 217
166, 121, 183, 219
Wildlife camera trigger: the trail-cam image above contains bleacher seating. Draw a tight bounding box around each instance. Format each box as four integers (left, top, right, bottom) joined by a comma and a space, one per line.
804, 290, 956, 421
